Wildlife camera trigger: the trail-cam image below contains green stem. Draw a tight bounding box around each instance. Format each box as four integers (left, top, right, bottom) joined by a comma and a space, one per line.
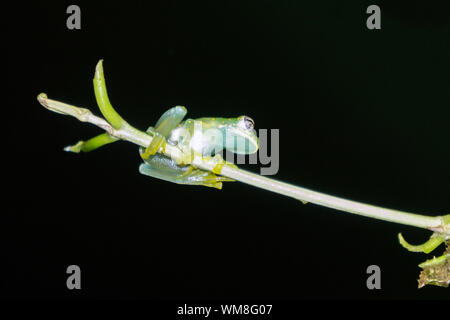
93, 60, 127, 129
398, 233, 445, 253
64, 133, 119, 153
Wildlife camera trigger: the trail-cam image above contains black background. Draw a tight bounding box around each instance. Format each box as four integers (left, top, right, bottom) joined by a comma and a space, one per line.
5, 1, 450, 301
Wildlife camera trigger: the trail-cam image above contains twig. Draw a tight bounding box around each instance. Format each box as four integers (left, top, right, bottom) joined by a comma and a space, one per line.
37, 92, 449, 235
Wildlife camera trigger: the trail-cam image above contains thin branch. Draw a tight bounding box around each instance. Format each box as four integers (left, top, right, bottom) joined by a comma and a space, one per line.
37, 93, 449, 235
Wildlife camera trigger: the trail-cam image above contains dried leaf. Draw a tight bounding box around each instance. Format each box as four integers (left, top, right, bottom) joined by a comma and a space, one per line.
418, 241, 450, 288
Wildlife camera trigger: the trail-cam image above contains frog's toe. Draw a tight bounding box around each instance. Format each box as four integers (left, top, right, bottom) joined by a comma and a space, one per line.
175, 168, 234, 189
203, 182, 223, 190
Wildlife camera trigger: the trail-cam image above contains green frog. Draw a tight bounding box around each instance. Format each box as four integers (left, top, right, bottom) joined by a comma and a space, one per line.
139, 106, 259, 189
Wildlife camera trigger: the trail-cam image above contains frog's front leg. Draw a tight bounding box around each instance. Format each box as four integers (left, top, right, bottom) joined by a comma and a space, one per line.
140, 127, 167, 159
139, 154, 234, 189
140, 106, 187, 160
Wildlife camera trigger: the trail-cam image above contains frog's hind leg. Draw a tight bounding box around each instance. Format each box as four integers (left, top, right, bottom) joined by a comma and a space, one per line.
65, 133, 119, 153
141, 106, 187, 159
174, 166, 235, 189
139, 154, 233, 189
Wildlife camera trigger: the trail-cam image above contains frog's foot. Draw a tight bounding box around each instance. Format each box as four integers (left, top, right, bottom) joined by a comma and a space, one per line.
175, 165, 234, 189
139, 158, 234, 190
141, 131, 167, 160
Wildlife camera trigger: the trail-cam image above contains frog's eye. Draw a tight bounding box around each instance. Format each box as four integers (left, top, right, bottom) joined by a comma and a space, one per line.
243, 116, 254, 130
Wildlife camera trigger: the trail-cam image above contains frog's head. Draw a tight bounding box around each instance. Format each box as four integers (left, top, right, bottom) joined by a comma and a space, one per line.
224, 115, 259, 154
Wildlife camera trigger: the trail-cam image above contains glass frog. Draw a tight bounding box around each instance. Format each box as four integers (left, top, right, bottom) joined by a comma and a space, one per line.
139, 106, 259, 189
